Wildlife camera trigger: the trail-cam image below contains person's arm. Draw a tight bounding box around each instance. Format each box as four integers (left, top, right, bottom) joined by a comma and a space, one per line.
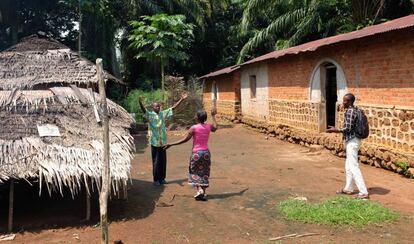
171, 93, 189, 110
138, 96, 147, 114
164, 131, 193, 150
211, 108, 218, 132
327, 109, 353, 133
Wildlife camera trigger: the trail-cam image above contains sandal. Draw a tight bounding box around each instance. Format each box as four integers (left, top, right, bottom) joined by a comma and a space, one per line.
336, 189, 354, 195
194, 190, 205, 201
354, 194, 369, 200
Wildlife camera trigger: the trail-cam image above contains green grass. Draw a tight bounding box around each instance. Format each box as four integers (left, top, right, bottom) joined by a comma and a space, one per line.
277, 197, 399, 226
395, 161, 409, 171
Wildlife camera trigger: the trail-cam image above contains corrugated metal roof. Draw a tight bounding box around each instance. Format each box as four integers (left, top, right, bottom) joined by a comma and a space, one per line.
199, 65, 240, 79
242, 14, 414, 66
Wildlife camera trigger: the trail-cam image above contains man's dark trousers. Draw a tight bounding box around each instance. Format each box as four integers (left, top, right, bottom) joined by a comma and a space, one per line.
151, 146, 167, 182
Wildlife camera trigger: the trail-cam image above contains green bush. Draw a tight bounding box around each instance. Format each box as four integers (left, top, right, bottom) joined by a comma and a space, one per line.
124, 89, 166, 122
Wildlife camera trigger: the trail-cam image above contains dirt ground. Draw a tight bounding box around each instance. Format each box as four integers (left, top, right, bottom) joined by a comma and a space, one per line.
1, 124, 414, 243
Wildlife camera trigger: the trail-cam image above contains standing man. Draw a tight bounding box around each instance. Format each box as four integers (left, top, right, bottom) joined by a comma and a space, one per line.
139, 94, 188, 186
327, 93, 369, 199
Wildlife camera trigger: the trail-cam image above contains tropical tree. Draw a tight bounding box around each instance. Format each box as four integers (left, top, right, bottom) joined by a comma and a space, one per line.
0, 0, 77, 50
237, 0, 414, 63
128, 14, 194, 97
238, 0, 350, 63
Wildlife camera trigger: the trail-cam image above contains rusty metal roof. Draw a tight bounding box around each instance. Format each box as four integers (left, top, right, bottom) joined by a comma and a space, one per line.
199, 65, 240, 79
242, 14, 414, 66
200, 14, 414, 79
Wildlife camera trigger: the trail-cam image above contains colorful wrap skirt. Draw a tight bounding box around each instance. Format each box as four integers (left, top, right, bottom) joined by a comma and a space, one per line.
188, 150, 211, 187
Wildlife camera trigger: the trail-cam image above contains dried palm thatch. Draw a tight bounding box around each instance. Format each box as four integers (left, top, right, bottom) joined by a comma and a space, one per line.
0, 34, 122, 90
165, 76, 203, 127
0, 87, 134, 197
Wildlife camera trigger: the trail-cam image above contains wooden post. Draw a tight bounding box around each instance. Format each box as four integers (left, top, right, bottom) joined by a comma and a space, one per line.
8, 179, 14, 233
212, 97, 217, 114
86, 190, 91, 221
97, 58, 110, 244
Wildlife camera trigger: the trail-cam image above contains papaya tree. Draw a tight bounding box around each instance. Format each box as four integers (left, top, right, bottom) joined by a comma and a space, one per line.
128, 14, 194, 98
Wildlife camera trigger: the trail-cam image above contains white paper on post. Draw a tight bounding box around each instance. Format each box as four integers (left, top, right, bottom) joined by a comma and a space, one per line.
37, 124, 61, 137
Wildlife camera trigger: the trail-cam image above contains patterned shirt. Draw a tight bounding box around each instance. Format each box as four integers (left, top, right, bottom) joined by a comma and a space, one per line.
146, 108, 173, 147
340, 107, 357, 142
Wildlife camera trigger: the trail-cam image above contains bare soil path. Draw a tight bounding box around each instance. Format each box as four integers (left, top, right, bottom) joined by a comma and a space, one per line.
2, 125, 414, 243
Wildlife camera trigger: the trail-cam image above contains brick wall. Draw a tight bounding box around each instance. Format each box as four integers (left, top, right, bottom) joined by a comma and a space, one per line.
267, 28, 414, 106
204, 72, 240, 101
203, 71, 241, 120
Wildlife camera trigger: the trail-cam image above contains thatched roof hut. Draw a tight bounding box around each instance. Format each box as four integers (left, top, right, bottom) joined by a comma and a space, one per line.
0, 87, 134, 197
0, 34, 122, 90
0, 35, 134, 198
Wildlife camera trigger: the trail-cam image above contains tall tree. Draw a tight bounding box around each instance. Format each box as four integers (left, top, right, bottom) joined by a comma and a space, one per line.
0, 0, 77, 50
237, 0, 414, 63
128, 14, 194, 97
238, 0, 350, 63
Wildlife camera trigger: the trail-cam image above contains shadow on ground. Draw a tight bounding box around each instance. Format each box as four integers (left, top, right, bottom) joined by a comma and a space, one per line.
368, 187, 391, 196
207, 188, 249, 200
0, 178, 167, 234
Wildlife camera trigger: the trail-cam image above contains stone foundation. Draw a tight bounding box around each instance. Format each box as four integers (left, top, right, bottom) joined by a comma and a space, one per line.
269, 99, 319, 131
204, 99, 241, 121
337, 104, 414, 154
239, 100, 414, 178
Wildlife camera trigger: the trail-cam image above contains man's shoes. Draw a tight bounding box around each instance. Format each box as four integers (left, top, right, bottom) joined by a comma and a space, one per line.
160, 180, 168, 185
153, 181, 161, 186
354, 193, 369, 200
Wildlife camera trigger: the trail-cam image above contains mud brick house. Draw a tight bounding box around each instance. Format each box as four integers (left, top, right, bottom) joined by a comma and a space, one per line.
200, 15, 414, 177
200, 65, 241, 121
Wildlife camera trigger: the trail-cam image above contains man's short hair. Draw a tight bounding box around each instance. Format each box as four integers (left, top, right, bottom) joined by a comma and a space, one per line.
344, 93, 356, 104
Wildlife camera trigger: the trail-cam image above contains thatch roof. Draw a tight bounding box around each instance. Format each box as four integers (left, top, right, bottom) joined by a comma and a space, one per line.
0, 34, 123, 90
0, 87, 134, 197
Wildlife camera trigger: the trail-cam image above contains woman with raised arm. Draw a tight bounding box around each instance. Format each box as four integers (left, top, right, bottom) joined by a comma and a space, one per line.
164, 109, 218, 201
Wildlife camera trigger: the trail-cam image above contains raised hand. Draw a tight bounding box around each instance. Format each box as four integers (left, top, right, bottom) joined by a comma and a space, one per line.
326, 126, 338, 133
211, 107, 217, 116
181, 93, 189, 100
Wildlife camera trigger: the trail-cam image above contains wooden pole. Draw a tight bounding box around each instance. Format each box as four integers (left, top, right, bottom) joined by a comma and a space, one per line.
8, 179, 14, 233
86, 190, 91, 221
97, 58, 110, 244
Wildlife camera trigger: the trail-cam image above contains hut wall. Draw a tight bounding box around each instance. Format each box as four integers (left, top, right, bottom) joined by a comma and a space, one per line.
203, 72, 241, 121
240, 63, 269, 123
241, 28, 414, 177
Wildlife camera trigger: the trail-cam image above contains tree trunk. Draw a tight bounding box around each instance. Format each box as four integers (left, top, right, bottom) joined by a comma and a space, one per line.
161, 63, 165, 101
97, 58, 110, 244
78, 0, 82, 54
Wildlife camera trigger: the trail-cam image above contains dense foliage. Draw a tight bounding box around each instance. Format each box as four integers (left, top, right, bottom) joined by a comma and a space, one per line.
1, 0, 413, 104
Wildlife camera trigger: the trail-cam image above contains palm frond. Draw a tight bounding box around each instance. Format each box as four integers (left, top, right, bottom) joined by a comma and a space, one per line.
286, 12, 319, 47
240, 0, 288, 32
237, 7, 308, 63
